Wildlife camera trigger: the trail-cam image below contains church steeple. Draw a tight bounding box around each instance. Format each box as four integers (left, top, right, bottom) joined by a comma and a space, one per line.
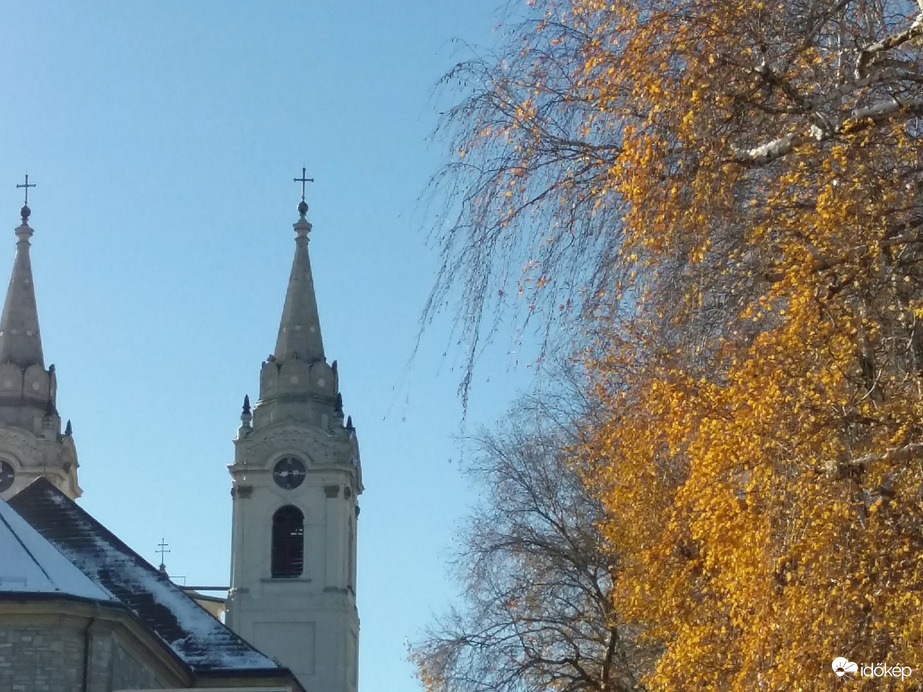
274, 199, 325, 363
0, 183, 80, 501
0, 202, 44, 369
227, 178, 361, 692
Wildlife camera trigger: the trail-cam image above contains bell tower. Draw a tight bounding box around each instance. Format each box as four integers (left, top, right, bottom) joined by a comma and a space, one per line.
226, 186, 362, 692
0, 185, 79, 501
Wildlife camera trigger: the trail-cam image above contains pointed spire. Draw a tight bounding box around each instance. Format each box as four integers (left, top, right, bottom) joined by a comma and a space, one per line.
274, 198, 325, 363
239, 394, 252, 431
0, 199, 44, 368
236, 394, 253, 440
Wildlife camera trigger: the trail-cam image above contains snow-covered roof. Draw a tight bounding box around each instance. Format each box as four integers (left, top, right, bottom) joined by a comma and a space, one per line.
0, 494, 115, 601
9, 478, 281, 675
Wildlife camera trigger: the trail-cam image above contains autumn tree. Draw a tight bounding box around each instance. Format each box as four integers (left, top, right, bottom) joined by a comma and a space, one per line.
425, 0, 923, 688
412, 386, 646, 692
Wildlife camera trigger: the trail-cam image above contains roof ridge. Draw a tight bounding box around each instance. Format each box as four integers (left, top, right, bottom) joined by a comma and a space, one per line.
0, 493, 114, 601
9, 477, 279, 673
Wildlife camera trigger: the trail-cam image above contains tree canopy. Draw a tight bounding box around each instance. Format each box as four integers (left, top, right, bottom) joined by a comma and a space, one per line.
421, 0, 923, 688
412, 390, 646, 692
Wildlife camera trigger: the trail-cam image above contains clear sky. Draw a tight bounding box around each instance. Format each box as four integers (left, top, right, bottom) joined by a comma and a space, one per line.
0, 3, 539, 690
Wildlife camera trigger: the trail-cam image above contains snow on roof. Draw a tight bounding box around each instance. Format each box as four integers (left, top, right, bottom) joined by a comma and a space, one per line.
9, 478, 280, 674
0, 495, 115, 602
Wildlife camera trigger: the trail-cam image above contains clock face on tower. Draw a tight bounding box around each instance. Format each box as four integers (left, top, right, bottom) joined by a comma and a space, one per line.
0, 460, 14, 493
273, 457, 306, 490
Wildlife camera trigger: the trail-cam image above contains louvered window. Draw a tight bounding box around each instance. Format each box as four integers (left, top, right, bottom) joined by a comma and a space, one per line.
271, 506, 304, 578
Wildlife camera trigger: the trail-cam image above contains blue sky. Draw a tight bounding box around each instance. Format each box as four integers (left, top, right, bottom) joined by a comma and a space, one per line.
0, 3, 540, 690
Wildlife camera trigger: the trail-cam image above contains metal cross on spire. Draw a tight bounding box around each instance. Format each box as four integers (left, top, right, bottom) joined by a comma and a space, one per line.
157, 538, 171, 572
16, 174, 35, 206
293, 167, 314, 202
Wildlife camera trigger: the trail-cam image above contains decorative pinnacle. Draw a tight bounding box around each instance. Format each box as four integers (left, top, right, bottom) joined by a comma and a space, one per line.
239, 394, 252, 432
16, 174, 35, 222
237, 394, 253, 439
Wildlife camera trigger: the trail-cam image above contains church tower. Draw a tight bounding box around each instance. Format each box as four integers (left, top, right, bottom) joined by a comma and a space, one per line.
0, 192, 79, 501
226, 190, 362, 692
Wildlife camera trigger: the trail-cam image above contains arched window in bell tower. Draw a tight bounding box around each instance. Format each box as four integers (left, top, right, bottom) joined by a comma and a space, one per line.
271, 506, 304, 578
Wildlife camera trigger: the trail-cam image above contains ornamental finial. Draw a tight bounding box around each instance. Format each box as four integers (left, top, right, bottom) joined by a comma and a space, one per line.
16, 174, 35, 222
293, 167, 314, 218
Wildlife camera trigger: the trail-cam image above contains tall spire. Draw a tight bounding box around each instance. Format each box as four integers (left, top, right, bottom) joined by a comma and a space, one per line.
274, 196, 325, 363
228, 174, 362, 692
0, 193, 44, 368
0, 182, 81, 502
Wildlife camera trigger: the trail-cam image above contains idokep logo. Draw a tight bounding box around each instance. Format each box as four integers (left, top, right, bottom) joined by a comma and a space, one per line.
832, 657, 912, 681
832, 658, 858, 677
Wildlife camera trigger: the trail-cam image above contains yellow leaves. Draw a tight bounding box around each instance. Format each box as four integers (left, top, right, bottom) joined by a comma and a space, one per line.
582, 241, 923, 686
437, 0, 923, 681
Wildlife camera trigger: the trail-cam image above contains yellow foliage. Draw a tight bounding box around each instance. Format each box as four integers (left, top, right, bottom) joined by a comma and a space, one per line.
549, 0, 923, 688
425, 0, 923, 683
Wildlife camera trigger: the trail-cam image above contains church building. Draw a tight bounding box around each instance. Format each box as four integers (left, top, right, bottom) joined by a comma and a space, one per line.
0, 182, 362, 692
